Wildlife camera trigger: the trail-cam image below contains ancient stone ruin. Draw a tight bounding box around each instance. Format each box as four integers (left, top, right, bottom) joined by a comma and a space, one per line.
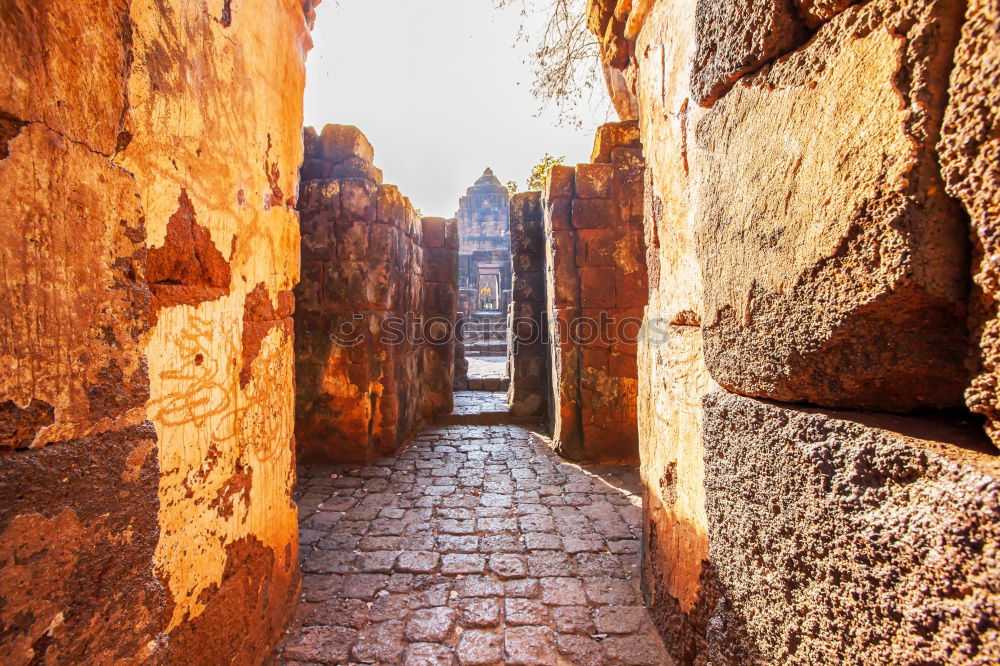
539, 127, 648, 463
1, 0, 998, 664
294, 125, 458, 464
0, 1, 317, 661
457, 169, 513, 381
591, 0, 1000, 662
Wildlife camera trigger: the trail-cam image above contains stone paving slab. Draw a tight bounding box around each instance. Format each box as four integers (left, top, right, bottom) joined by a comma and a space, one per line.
276, 424, 671, 665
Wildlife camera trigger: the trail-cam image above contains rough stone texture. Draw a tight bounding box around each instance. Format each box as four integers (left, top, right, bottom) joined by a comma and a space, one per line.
593, 0, 999, 664
423, 217, 460, 420
0, 425, 164, 664
0, 0, 313, 662
454, 318, 471, 391
542, 136, 648, 463
691, 0, 809, 107
602, 60, 640, 122
118, 0, 310, 659
694, 0, 970, 412
590, 121, 641, 164
794, 0, 859, 27
703, 390, 1000, 664
625, 2, 722, 661
295, 126, 455, 464
277, 420, 671, 665
319, 124, 375, 166
939, 0, 1000, 446
587, 0, 653, 122
508, 192, 548, 419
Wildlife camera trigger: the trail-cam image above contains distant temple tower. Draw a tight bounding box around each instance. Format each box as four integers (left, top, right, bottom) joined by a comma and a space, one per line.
456, 168, 512, 359
457, 168, 510, 253
457, 168, 512, 315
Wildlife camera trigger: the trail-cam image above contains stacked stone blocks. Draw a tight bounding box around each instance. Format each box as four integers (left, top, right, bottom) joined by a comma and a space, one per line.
507, 192, 548, 418
295, 126, 457, 465
589, 0, 1000, 663
422, 216, 460, 419
542, 126, 649, 463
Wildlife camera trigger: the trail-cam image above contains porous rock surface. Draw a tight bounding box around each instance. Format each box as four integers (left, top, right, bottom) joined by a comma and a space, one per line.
694, 0, 970, 412
939, 0, 1000, 446
703, 390, 1000, 664
691, 0, 809, 106
589, 0, 1000, 663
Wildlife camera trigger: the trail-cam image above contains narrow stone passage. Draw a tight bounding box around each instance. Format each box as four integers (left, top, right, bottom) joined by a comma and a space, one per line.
276, 416, 671, 665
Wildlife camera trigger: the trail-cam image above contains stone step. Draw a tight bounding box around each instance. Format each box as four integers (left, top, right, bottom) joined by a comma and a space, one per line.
467, 376, 510, 392
465, 346, 508, 357
437, 391, 542, 426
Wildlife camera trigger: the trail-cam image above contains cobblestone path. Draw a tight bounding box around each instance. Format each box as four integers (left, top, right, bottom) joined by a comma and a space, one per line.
276, 422, 671, 665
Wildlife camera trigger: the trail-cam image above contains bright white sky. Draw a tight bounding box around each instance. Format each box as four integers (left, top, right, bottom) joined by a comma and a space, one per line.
303, 0, 611, 217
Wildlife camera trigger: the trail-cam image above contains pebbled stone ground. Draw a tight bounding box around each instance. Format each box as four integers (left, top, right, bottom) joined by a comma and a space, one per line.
275, 418, 672, 665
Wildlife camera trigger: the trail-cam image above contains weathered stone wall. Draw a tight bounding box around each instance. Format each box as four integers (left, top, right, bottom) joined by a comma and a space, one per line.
0, 0, 315, 662
295, 125, 455, 465
541, 128, 648, 463
591, 0, 1000, 663
422, 216, 460, 419
702, 391, 1000, 665
940, 0, 1000, 445
629, 4, 717, 653
695, 0, 969, 412
508, 191, 548, 418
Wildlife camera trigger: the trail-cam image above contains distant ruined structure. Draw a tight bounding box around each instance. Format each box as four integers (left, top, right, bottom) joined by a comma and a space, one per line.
456, 168, 512, 360
457, 168, 511, 314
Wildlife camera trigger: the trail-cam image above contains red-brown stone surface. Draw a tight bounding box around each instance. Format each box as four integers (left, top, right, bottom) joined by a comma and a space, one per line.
939, 0, 1000, 446
542, 138, 648, 463
147, 190, 232, 314
295, 126, 457, 465
0, 0, 313, 662
423, 217, 460, 420
694, 0, 970, 412
508, 192, 548, 419
691, 0, 809, 107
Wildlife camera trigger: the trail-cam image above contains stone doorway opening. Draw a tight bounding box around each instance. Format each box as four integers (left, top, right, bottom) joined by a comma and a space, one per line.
455, 168, 513, 395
